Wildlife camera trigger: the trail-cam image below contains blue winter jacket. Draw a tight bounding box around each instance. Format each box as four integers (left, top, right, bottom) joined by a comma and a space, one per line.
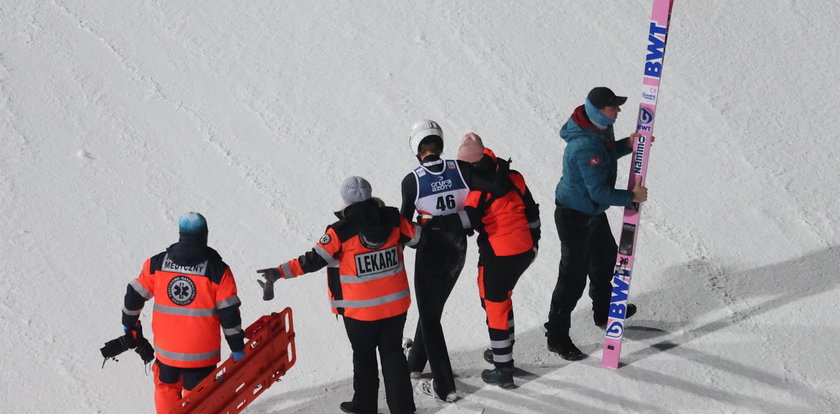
554, 105, 634, 215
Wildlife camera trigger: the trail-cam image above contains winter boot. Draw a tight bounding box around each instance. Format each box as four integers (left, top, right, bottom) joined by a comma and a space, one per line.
594, 303, 637, 328
339, 401, 358, 413
547, 336, 586, 361
481, 367, 515, 389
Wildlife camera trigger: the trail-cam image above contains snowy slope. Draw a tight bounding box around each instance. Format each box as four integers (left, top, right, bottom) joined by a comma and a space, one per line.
2, 1, 839, 413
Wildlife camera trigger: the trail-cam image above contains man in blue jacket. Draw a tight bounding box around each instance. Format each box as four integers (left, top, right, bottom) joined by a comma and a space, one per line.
545, 87, 647, 360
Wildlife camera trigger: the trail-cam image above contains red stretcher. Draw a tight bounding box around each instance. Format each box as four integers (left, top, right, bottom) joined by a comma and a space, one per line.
170, 307, 297, 414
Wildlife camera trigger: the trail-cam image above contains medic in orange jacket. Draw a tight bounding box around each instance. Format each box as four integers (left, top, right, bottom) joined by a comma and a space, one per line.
450, 142, 540, 388
258, 177, 423, 414
121, 212, 245, 414
124, 251, 244, 368
460, 147, 541, 258
259, 197, 423, 321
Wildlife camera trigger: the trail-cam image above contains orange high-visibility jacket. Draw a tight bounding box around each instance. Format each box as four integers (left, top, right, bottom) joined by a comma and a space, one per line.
281, 205, 422, 321
127, 253, 241, 368
464, 149, 541, 257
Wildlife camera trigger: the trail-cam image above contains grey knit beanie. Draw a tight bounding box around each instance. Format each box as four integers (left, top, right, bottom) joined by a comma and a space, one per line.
340, 176, 372, 205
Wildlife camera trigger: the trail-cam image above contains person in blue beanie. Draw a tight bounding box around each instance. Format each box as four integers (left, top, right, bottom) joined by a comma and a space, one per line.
545, 87, 648, 361
121, 212, 245, 413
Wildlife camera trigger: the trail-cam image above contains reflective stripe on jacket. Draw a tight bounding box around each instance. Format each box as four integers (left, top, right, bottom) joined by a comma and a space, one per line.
283, 204, 421, 321
130, 253, 240, 368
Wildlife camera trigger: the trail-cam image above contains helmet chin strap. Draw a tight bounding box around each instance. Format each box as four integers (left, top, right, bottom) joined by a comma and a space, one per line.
419, 154, 443, 165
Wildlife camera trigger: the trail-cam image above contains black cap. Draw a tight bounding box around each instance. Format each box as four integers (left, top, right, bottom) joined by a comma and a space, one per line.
587, 87, 627, 109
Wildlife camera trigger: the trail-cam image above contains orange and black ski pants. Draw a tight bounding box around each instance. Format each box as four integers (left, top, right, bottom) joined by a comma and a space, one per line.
478, 249, 535, 369
152, 360, 215, 413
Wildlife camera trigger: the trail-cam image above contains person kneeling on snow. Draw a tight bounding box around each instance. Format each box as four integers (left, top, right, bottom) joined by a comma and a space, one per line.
257, 176, 423, 414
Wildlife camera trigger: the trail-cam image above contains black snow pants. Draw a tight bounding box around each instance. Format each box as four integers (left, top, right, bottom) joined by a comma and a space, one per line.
546, 205, 617, 338
406, 229, 466, 398
343, 313, 415, 414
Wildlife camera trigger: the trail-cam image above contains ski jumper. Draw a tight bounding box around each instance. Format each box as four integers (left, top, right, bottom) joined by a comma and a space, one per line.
399, 157, 472, 399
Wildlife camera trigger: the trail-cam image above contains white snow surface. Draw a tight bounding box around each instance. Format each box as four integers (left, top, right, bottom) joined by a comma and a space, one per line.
2, 1, 840, 413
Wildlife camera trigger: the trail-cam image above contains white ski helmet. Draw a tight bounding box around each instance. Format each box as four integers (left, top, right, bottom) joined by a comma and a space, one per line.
408, 119, 443, 154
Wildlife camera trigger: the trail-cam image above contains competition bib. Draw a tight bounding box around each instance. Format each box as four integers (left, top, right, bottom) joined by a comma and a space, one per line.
413, 159, 469, 216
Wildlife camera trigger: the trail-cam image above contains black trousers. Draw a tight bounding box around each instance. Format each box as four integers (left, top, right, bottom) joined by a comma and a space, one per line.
546, 205, 617, 337
407, 230, 466, 398
155, 360, 216, 390
343, 313, 415, 414
479, 249, 535, 369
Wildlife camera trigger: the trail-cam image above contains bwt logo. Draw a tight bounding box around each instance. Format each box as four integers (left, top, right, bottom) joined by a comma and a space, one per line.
644, 22, 668, 78
605, 320, 624, 339
605, 271, 631, 339
638, 108, 654, 124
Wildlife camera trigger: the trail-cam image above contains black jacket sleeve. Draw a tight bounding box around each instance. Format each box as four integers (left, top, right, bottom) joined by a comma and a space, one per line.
122, 283, 147, 328
400, 173, 417, 220
520, 180, 541, 244
457, 160, 475, 186
218, 305, 245, 353
297, 248, 330, 273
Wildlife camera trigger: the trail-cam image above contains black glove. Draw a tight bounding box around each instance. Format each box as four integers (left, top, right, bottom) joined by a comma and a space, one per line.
102, 320, 154, 367
257, 267, 287, 301
258, 267, 283, 283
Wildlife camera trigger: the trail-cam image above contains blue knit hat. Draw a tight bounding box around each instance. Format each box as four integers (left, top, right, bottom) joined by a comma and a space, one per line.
179, 212, 208, 234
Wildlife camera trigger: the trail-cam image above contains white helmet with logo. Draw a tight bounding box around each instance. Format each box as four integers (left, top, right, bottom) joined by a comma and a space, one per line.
408, 119, 443, 154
